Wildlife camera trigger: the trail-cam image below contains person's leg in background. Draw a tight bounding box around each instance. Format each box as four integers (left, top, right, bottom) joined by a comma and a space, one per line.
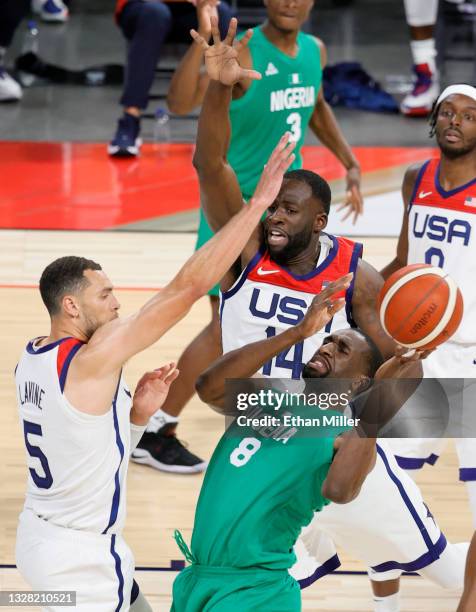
109, 0, 172, 157
130, 0, 234, 473
400, 0, 439, 116
0, 0, 30, 101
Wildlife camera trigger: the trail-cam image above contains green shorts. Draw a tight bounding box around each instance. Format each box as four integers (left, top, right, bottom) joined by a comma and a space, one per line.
171, 564, 301, 612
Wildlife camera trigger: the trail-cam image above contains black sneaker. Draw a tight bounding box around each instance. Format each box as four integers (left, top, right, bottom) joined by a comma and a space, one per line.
131, 426, 207, 474
108, 113, 141, 157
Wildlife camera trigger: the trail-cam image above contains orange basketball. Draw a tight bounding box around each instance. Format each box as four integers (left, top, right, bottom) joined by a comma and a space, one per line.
378, 264, 464, 350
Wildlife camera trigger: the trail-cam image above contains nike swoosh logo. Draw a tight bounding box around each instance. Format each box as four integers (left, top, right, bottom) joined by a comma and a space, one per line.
257, 267, 280, 276
419, 191, 432, 199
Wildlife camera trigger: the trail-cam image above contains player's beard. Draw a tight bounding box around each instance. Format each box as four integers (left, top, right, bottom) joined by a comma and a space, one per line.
437, 134, 476, 160
301, 363, 328, 379
267, 225, 314, 266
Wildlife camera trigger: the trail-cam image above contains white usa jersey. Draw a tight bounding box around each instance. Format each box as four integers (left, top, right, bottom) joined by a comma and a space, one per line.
15, 336, 132, 534
408, 158, 476, 344
221, 233, 362, 378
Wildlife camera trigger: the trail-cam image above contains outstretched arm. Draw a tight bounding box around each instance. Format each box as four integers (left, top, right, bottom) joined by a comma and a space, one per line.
322, 347, 428, 503
309, 39, 363, 224
192, 17, 261, 233
74, 139, 295, 385
196, 275, 352, 409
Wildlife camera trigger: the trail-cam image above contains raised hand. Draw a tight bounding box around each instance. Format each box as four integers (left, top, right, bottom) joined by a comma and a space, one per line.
249, 132, 296, 210
298, 273, 353, 338
374, 345, 434, 380
193, 0, 219, 39
132, 364, 180, 421
190, 16, 261, 86
336, 165, 364, 225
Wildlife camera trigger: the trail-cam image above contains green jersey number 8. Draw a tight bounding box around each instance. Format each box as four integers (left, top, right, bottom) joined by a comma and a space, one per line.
286, 112, 302, 142
230, 437, 261, 467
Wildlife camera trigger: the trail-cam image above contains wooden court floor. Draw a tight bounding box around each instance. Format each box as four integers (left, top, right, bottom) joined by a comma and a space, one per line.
0, 229, 472, 611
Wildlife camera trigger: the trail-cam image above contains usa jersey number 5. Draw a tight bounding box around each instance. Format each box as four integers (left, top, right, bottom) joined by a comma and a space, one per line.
23, 420, 53, 489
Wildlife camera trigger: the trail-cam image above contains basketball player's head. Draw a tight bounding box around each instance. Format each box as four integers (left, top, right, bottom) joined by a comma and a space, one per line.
264, 0, 314, 33
39, 256, 120, 339
263, 169, 330, 265
302, 328, 383, 394
429, 84, 476, 159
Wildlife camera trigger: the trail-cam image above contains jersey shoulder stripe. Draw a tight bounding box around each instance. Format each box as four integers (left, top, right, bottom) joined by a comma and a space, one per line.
57, 338, 84, 392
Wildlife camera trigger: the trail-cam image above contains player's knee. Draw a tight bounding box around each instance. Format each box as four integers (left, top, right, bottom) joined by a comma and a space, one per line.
138, 1, 172, 30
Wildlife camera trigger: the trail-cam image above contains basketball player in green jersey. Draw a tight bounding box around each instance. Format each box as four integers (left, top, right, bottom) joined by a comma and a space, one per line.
171, 277, 425, 611
136, 4, 364, 473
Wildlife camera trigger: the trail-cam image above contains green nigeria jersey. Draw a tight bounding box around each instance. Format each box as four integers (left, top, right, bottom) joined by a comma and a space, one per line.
190, 404, 348, 570
228, 27, 322, 200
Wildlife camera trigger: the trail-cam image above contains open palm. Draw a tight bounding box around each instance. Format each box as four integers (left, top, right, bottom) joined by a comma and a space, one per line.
191, 16, 261, 86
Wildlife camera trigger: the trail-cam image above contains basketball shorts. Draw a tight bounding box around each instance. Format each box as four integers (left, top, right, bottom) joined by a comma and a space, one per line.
171, 565, 301, 611
196, 209, 219, 297
290, 440, 447, 585
386, 343, 476, 479
16, 509, 135, 611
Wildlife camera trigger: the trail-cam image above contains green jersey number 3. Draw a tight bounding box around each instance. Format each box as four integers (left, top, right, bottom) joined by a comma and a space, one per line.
286, 112, 302, 142
229, 437, 261, 467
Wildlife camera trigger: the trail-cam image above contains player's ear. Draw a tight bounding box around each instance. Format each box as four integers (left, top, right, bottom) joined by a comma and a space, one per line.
314, 212, 328, 232
62, 294, 80, 319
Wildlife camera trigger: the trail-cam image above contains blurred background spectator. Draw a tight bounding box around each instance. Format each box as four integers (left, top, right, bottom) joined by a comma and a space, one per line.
108, 0, 233, 157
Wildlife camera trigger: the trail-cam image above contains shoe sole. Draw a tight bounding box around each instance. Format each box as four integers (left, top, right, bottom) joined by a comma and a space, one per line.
131, 450, 208, 474
108, 138, 141, 157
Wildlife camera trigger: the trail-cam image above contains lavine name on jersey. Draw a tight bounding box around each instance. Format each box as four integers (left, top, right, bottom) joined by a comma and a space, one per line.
270, 86, 316, 112
18, 381, 45, 409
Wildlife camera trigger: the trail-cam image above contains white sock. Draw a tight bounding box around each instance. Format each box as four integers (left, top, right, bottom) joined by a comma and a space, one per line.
410, 39, 437, 73
146, 408, 178, 433
404, 0, 438, 27
464, 480, 476, 528
373, 592, 400, 612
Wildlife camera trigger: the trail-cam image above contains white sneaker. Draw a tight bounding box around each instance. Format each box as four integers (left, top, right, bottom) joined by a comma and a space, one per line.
32, 0, 69, 23
400, 63, 440, 117
0, 68, 22, 101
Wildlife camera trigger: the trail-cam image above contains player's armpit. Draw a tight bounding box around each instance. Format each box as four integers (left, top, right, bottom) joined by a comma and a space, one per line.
351, 260, 396, 360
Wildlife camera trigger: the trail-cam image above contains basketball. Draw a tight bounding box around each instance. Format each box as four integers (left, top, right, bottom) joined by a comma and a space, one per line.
378, 264, 464, 350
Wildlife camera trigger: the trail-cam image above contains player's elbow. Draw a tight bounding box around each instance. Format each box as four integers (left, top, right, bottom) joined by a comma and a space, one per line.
195, 372, 223, 407
321, 479, 360, 504
166, 93, 192, 116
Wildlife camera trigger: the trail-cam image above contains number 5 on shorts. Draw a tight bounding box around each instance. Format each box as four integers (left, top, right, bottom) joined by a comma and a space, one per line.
229, 437, 261, 467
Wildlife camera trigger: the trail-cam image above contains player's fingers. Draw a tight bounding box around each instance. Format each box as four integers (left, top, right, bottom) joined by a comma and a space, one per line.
339, 204, 354, 223
190, 29, 210, 50
320, 273, 353, 297
240, 68, 262, 81
155, 363, 176, 380
328, 297, 346, 316
277, 152, 295, 175
222, 16, 236, 45
234, 28, 253, 52
210, 15, 221, 45
165, 368, 180, 385
267, 135, 294, 172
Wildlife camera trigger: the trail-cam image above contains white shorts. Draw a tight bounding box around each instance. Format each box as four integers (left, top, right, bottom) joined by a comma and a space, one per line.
387, 344, 476, 479
16, 509, 135, 611
290, 441, 446, 585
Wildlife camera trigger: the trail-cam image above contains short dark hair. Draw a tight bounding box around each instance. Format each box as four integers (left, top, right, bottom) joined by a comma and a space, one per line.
355, 329, 384, 377
39, 256, 102, 316
283, 169, 332, 214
